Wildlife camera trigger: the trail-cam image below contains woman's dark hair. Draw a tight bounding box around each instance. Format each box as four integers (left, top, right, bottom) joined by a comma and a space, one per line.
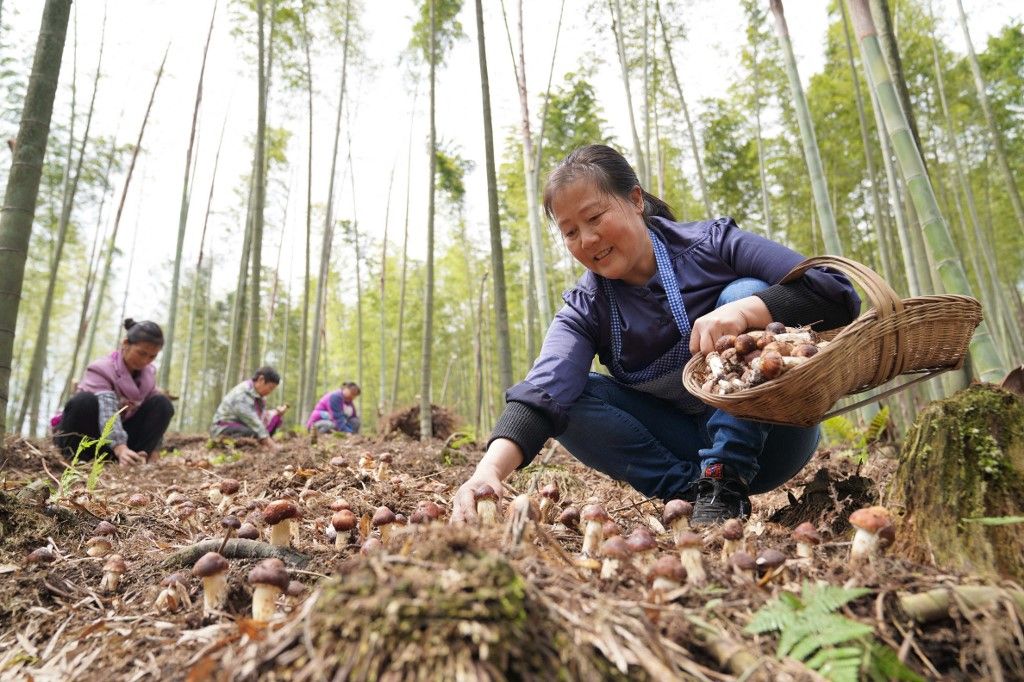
542, 144, 675, 223
342, 381, 361, 394
123, 318, 164, 347
252, 366, 281, 385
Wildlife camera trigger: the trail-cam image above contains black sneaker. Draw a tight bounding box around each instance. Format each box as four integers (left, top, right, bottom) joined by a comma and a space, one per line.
678, 464, 751, 526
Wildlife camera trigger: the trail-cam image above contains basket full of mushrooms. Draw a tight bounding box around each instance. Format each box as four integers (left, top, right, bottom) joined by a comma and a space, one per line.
682, 255, 982, 426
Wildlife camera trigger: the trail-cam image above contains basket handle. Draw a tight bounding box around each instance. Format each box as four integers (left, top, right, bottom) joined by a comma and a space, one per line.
778, 255, 906, 386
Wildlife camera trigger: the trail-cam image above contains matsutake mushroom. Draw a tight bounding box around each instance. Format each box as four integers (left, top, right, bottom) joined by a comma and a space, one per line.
192, 551, 229, 615
263, 500, 300, 548
473, 484, 500, 526
580, 504, 610, 558
101, 554, 126, 593
248, 558, 289, 622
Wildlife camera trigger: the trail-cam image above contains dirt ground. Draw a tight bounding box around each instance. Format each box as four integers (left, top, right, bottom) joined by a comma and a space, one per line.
0, 425, 1020, 681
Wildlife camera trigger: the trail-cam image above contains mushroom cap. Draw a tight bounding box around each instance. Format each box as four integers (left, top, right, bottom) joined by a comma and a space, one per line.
360, 538, 383, 556
793, 343, 818, 358
417, 501, 444, 520
721, 518, 744, 541
730, 550, 757, 571
192, 551, 229, 578
581, 504, 609, 523
765, 321, 787, 335
647, 555, 687, 585
557, 507, 580, 527
409, 510, 427, 525
849, 506, 892, 532
792, 522, 821, 545
263, 500, 300, 525
675, 531, 703, 549
94, 521, 117, 536
602, 520, 621, 537
332, 509, 357, 531
472, 484, 498, 502
238, 523, 260, 540
286, 580, 306, 598
378, 452, 393, 464
219, 478, 241, 495
221, 515, 242, 531
329, 498, 352, 512
127, 493, 149, 507
329, 455, 346, 467
166, 491, 189, 506
662, 499, 693, 525
87, 536, 112, 550
625, 528, 657, 553
103, 554, 126, 573
27, 547, 56, 563
372, 506, 396, 527
755, 548, 787, 570
600, 536, 632, 560
539, 483, 560, 502
162, 571, 190, 587
248, 557, 289, 591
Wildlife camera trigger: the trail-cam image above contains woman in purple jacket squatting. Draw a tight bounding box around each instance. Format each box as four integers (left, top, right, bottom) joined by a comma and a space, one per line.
53, 319, 174, 466
306, 381, 361, 434
451, 145, 860, 526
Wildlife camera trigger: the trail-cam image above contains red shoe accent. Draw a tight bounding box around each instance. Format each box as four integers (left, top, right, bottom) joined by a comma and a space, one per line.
704, 463, 725, 479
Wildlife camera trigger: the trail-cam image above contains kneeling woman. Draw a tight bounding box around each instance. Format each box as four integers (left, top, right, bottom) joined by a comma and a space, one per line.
306, 381, 361, 434
53, 319, 174, 466
452, 145, 860, 526
210, 366, 285, 451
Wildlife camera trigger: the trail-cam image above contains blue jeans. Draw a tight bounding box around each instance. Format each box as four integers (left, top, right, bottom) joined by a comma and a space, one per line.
556, 278, 820, 500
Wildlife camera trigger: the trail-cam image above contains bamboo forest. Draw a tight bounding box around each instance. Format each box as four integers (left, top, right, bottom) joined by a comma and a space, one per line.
1, 0, 1023, 679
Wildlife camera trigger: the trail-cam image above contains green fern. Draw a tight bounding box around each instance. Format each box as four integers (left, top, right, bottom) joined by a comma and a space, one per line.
821, 406, 889, 463
745, 582, 921, 682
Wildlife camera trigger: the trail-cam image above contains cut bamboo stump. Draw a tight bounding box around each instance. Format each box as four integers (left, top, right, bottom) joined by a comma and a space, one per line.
888, 384, 1024, 581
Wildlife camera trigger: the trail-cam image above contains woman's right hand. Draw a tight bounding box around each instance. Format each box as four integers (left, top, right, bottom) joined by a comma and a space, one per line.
450, 438, 524, 524
113, 443, 146, 467
451, 464, 505, 525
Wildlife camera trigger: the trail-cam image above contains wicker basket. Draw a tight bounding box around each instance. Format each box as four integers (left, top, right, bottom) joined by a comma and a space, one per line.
681, 256, 982, 427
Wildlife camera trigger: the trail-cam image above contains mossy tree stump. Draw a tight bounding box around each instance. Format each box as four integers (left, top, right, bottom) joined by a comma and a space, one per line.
888, 384, 1024, 581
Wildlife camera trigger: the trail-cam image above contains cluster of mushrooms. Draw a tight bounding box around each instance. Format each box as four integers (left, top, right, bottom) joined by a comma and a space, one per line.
24, 459, 899, 622
699, 322, 830, 396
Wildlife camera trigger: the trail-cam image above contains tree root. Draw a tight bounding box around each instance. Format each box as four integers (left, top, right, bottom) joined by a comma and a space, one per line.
687, 616, 768, 681
161, 538, 310, 569
899, 586, 1024, 624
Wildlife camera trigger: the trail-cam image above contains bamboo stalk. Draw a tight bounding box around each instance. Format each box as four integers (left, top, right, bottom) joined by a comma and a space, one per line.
899, 586, 1024, 624
419, 0, 437, 441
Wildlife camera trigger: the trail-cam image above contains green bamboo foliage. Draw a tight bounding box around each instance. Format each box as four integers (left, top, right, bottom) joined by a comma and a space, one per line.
769, 0, 841, 255
846, 0, 1004, 383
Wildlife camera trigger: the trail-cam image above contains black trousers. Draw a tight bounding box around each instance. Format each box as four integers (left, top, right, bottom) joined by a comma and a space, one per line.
53, 392, 175, 460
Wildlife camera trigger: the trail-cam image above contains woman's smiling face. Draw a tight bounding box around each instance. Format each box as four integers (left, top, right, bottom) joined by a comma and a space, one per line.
551, 178, 655, 286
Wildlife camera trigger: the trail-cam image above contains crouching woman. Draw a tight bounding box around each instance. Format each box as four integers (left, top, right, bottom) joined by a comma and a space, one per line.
306, 381, 361, 434
53, 319, 174, 466
210, 366, 285, 451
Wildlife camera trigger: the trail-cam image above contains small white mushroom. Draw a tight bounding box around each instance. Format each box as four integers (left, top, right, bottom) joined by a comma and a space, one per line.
849, 506, 892, 563
100, 554, 126, 593
473, 485, 499, 526
676, 531, 706, 585
192, 552, 229, 615
599, 536, 632, 580
793, 522, 822, 560
580, 504, 610, 558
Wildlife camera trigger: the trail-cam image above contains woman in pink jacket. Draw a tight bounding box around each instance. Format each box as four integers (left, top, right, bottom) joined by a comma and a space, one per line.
306, 381, 361, 434
52, 319, 174, 466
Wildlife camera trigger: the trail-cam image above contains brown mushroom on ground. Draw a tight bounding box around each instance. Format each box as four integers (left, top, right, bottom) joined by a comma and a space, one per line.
218, 516, 242, 553
417, 500, 444, 525
360, 537, 383, 556
356, 453, 375, 479
329, 455, 345, 467
662, 499, 693, 543
331, 509, 357, 549
26, 547, 56, 564
602, 519, 621, 538
372, 506, 397, 544
263, 500, 301, 548
101, 554, 126, 593
218, 478, 241, 511
155, 571, 192, 613
248, 558, 289, 622
580, 504, 610, 557
95, 521, 117, 537
538, 483, 560, 523
473, 484, 500, 525
755, 548, 787, 585
720, 518, 745, 564
675, 531, 706, 585
647, 555, 687, 595
792, 522, 822, 559
374, 452, 393, 482
849, 506, 892, 562
506, 494, 539, 547
192, 551, 230, 615
127, 493, 149, 508
238, 522, 260, 540
599, 536, 632, 580
625, 527, 658, 573
86, 536, 113, 558
555, 506, 580, 533
285, 580, 307, 607
730, 551, 757, 583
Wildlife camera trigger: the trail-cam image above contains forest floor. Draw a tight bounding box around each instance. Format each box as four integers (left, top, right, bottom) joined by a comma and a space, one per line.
0, 419, 1020, 681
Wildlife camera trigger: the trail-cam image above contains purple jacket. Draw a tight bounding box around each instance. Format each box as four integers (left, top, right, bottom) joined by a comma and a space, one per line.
76, 351, 157, 418
306, 390, 358, 431
493, 217, 861, 464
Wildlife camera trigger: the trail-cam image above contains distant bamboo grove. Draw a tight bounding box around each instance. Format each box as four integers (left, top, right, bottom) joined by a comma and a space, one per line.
0, 0, 1021, 443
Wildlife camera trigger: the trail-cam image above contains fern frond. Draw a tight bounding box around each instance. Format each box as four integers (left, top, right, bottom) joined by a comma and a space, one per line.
801, 583, 871, 616
785, 617, 873, 659
865, 642, 925, 682
864, 406, 890, 443
822, 415, 859, 445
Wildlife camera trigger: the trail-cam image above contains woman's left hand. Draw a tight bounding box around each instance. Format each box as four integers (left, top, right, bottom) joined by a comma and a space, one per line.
689, 297, 771, 355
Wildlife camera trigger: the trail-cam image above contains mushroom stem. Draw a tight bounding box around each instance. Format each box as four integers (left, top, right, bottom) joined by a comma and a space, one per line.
269, 520, 292, 548
476, 499, 498, 526
599, 558, 620, 581
850, 528, 879, 560
101, 571, 121, 593
334, 533, 346, 550
720, 538, 741, 565
581, 521, 603, 558
251, 584, 282, 622
796, 541, 814, 560
218, 530, 236, 555
679, 548, 706, 585
201, 573, 228, 614
379, 524, 391, 546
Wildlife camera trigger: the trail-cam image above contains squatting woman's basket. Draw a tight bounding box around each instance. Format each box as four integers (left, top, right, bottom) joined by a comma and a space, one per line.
682, 256, 983, 427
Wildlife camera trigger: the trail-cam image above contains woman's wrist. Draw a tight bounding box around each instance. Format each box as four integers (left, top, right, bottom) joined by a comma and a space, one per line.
478, 438, 524, 480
